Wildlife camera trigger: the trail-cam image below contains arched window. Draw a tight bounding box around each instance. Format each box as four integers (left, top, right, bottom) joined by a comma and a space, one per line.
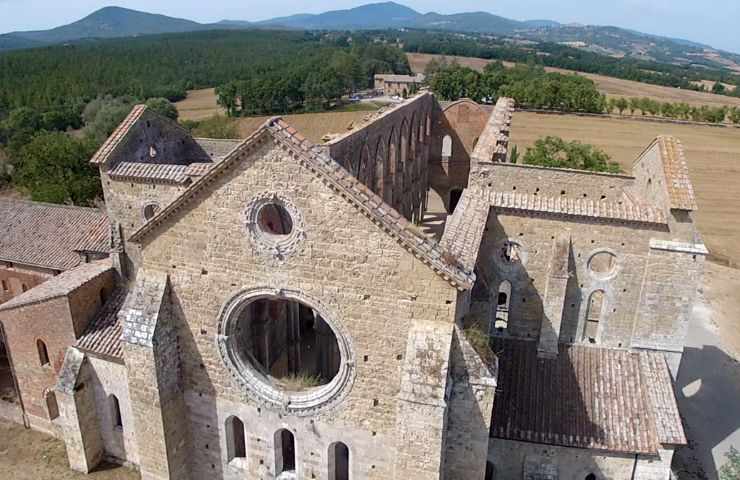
374, 141, 385, 196
21, 283, 28, 292
583, 290, 605, 343
226, 416, 247, 462
442, 135, 452, 158
275, 429, 296, 475
110, 394, 122, 429
494, 281, 512, 332
45, 390, 59, 420
37, 339, 49, 366
585, 474, 597, 480
328, 442, 350, 480
449, 189, 463, 214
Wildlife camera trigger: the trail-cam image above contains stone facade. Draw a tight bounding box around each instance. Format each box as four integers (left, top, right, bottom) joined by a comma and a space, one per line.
0, 93, 706, 480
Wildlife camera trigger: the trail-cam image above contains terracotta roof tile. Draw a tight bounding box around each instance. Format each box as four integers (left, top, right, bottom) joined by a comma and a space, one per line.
486, 190, 666, 225
656, 136, 698, 211
440, 189, 489, 273
77, 288, 126, 360
0, 199, 109, 270
90, 105, 147, 165
490, 338, 683, 454
0, 260, 113, 312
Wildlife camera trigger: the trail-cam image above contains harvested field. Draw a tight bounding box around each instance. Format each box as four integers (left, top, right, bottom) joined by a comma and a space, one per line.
0, 419, 139, 479
511, 111, 740, 265
174, 88, 224, 121
236, 110, 375, 144
408, 53, 740, 109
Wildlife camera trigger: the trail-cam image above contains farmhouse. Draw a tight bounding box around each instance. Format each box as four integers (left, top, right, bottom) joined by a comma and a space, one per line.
0, 92, 706, 480
373, 73, 425, 96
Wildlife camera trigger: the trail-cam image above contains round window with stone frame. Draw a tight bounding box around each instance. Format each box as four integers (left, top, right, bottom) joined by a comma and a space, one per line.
244, 193, 305, 260
142, 202, 160, 221
493, 239, 527, 271
587, 250, 618, 280
216, 287, 355, 416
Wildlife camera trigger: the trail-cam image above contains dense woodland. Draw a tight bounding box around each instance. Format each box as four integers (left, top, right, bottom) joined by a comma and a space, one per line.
0, 30, 409, 204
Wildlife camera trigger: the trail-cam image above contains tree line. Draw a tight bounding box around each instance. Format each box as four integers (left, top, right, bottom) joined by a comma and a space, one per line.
427, 60, 607, 113
605, 97, 740, 124
401, 31, 740, 97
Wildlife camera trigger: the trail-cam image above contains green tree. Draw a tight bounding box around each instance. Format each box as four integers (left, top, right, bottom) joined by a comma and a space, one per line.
522, 136, 622, 173
712, 81, 727, 95
614, 97, 629, 115
145, 97, 178, 120
82, 96, 135, 144
720, 447, 740, 480
12, 131, 100, 205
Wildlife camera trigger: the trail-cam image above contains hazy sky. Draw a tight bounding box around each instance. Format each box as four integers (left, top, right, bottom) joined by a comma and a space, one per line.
2, 0, 739, 53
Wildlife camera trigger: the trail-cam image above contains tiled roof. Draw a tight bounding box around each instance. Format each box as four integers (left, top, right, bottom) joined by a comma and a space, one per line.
108, 162, 191, 184
90, 105, 147, 165
128, 117, 475, 290
0, 260, 113, 312
655, 136, 698, 211
77, 288, 126, 360
486, 190, 667, 225
0, 199, 109, 270
490, 338, 684, 454
440, 189, 489, 274
640, 351, 687, 445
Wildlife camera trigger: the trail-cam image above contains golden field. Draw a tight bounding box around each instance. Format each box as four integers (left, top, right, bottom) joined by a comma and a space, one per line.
511, 111, 740, 265
408, 53, 740, 109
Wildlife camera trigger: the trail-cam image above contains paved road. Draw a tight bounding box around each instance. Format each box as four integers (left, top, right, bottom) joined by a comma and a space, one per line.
674, 294, 740, 479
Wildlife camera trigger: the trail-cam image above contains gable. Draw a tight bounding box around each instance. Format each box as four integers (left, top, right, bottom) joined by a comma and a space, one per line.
91, 105, 211, 168
129, 119, 474, 290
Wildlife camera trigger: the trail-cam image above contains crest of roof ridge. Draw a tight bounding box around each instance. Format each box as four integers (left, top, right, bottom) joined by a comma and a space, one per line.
636, 136, 698, 211
0, 199, 110, 271
90, 104, 147, 165
127, 116, 475, 290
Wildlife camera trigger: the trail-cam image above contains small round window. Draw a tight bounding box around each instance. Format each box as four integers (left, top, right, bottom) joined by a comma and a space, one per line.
257, 203, 293, 236
245, 193, 305, 260
588, 251, 617, 279
142, 203, 160, 221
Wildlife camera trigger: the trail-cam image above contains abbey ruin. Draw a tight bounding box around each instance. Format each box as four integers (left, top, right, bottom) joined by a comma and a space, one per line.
0, 92, 706, 479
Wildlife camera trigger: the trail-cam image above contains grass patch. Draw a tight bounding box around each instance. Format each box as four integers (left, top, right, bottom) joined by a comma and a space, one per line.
332, 102, 381, 113
276, 373, 323, 391
462, 317, 495, 364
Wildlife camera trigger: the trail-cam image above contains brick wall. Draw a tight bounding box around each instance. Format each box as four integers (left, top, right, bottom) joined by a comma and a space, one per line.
0, 264, 55, 304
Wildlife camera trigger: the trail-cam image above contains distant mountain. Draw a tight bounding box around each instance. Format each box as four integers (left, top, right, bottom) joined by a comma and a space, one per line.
1, 1, 738, 72
4, 7, 208, 46
258, 2, 419, 30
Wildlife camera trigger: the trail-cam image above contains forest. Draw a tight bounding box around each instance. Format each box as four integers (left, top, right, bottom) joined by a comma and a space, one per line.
0, 30, 410, 204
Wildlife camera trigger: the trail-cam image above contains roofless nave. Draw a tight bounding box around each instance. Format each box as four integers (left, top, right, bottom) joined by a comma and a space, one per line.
0, 91, 706, 480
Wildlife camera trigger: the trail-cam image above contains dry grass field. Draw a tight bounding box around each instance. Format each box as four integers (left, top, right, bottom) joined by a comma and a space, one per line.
174, 88, 225, 121
511, 111, 740, 265
408, 53, 740, 109
236, 111, 373, 143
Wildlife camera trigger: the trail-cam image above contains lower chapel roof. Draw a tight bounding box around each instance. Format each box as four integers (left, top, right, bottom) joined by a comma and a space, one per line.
490, 337, 686, 455
0, 199, 109, 271
76, 287, 127, 360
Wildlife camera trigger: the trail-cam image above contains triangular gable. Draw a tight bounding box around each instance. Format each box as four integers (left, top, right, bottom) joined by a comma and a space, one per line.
128, 118, 475, 290
633, 135, 698, 211
90, 105, 148, 165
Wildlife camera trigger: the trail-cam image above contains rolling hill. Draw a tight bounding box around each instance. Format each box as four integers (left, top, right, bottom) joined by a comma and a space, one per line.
1, 2, 739, 73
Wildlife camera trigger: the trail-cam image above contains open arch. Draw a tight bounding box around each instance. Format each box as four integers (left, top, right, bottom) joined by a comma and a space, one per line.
494, 280, 512, 332
449, 188, 463, 214
374, 140, 385, 197
358, 143, 372, 186
226, 416, 247, 462
37, 339, 49, 366
442, 135, 453, 158
45, 389, 59, 420
583, 290, 605, 343
426, 113, 431, 137
0, 333, 17, 404
485, 461, 495, 480
386, 130, 397, 205
328, 442, 350, 480
275, 429, 296, 475
110, 394, 122, 428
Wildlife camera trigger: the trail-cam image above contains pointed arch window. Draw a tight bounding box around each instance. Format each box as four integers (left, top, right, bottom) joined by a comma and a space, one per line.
37, 339, 49, 366
494, 281, 512, 332
328, 442, 350, 480
110, 394, 123, 429
226, 416, 247, 463
442, 135, 452, 158
275, 429, 296, 475
583, 290, 605, 343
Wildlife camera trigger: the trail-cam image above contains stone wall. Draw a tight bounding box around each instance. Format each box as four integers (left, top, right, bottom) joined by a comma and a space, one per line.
326, 93, 434, 222
488, 438, 658, 480
428, 99, 490, 212
0, 263, 55, 304
133, 137, 461, 479
485, 163, 635, 203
